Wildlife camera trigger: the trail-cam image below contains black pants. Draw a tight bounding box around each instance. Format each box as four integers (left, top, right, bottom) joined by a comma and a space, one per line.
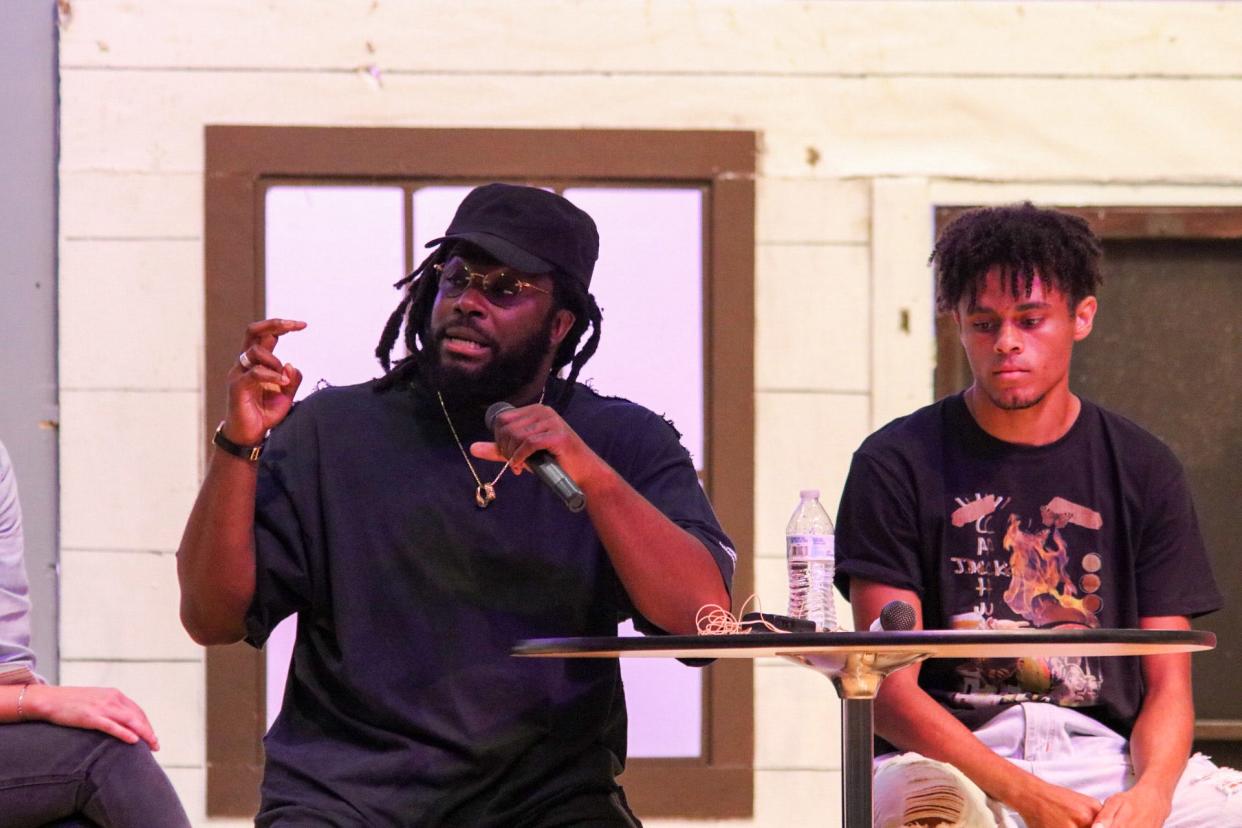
0, 721, 191, 828
518, 787, 643, 828
262, 786, 644, 827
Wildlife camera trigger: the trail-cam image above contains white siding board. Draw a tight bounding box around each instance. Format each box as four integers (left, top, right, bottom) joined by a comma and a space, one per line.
60, 239, 202, 391
756, 243, 870, 394
870, 178, 935, 429
60, 549, 200, 661
59, 390, 200, 552
754, 391, 870, 569
61, 71, 1242, 183
755, 768, 843, 827
757, 177, 870, 245
60, 1, 1242, 79
755, 660, 842, 771
61, 172, 201, 239
930, 180, 1242, 209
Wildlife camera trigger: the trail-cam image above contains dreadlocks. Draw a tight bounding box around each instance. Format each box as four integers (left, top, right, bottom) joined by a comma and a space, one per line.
931, 202, 1103, 314
372, 244, 602, 407
547, 272, 604, 398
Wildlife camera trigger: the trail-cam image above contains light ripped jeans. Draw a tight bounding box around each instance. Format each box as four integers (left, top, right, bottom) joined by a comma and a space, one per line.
873, 703, 1242, 828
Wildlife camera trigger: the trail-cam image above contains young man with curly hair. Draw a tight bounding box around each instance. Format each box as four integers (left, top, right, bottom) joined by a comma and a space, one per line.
835, 203, 1238, 828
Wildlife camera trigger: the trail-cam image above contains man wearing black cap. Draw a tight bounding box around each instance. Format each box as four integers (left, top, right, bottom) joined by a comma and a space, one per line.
177, 183, 736, 826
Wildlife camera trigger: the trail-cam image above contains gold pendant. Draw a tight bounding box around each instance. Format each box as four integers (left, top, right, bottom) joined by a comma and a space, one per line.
475, 483, 496, 508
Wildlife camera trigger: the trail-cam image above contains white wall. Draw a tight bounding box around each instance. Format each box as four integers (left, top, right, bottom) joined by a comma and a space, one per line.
56, 2, 1242, 824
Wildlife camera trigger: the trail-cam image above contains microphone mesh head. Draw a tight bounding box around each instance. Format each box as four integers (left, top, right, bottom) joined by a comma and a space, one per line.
879, 600, 917, 631
484, 401, 515, 431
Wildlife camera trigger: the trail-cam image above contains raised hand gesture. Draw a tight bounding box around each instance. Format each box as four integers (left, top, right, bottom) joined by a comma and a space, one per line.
225, 318, 306, 445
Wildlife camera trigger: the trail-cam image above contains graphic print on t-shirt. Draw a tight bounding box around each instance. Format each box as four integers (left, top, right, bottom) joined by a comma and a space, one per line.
943, 492, 1104, 709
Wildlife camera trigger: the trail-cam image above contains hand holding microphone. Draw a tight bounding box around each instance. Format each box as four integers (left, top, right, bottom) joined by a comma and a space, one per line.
480, 402, 586, 513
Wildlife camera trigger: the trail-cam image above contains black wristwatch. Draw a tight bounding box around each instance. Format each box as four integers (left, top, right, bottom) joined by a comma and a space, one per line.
212, 421, 266, 462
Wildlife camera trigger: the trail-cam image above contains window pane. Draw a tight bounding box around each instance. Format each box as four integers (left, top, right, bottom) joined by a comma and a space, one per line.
412, 186, 476, 256
564, 187, 705, 757
413, 185, 707, 757
564, 187, 705, 469
263, 184, 706, 756
264, 185, 407, 398
263, 185, 406, 726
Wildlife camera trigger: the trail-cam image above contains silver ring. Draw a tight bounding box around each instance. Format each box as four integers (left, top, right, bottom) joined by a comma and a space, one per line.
238, 351, 253, 370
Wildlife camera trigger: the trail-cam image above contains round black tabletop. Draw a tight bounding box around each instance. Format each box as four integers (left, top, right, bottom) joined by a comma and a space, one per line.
514, 627, 1215, 660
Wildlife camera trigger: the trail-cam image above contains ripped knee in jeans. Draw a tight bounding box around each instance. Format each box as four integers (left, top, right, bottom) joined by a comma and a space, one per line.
873, 755, 999, 828
1188, 754, 1242, 798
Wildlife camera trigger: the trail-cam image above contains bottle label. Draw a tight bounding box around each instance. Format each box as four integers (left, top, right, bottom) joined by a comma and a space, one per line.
786, 533, 834, 561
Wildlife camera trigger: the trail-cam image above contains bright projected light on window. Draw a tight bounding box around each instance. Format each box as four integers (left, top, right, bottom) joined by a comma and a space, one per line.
264, 183, 706, 758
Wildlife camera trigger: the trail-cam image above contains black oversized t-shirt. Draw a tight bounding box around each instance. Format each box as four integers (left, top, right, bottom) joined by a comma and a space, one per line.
245, 380, 736, 827
834, 394, 1220, 742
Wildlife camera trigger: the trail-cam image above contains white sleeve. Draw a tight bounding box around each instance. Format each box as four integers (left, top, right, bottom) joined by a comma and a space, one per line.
0, 440, 39, 678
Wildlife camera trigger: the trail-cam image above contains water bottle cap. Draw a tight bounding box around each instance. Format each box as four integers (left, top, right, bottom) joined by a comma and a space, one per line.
799, 489, 820, 500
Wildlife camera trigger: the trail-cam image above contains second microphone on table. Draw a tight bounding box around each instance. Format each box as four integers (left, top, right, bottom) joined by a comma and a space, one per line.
485, 402, 587, 513
869, 600, 917, 632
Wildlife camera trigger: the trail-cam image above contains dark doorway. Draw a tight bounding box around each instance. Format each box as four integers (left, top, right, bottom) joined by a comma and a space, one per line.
1074, 236, 1242, 768
935, 207, 1242, 768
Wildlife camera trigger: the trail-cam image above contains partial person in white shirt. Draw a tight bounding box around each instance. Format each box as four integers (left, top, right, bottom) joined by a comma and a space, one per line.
0, 439, 190, 827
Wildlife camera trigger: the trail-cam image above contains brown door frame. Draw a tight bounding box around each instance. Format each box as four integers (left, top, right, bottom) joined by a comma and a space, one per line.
933, 203, 1242, 748
203, 126, 757, 817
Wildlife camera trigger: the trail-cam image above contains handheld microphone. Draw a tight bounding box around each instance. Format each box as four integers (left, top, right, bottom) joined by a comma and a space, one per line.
869, 600, 917, 632
484, 402, 586, 513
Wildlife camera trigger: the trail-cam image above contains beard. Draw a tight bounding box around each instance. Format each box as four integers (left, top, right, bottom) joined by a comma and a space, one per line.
419, 310, 558, 409
986, 386, 1047, 411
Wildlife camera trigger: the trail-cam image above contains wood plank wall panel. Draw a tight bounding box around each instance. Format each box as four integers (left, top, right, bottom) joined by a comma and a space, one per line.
56, 2, 1242, 824
61, 71, 1242, 183
61, 1, 1242, 77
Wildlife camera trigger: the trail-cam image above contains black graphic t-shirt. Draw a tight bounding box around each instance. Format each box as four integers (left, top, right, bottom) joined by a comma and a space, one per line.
834, 393, 1221, 740
244, 379, 736, 827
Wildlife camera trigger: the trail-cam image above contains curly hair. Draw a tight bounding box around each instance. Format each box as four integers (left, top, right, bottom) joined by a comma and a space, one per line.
372, 243, 602, 407
930, 202, 1103, 313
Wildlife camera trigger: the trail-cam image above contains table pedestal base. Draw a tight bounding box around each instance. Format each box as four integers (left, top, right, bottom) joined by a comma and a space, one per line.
842, 698, 874, 828
783, 651, 931, 828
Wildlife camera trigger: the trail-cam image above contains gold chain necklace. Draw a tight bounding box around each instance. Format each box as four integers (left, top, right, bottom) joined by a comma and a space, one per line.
436, 389, 543, 508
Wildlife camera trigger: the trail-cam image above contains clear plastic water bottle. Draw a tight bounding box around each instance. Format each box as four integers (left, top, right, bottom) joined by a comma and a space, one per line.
786, 489, 837, 631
